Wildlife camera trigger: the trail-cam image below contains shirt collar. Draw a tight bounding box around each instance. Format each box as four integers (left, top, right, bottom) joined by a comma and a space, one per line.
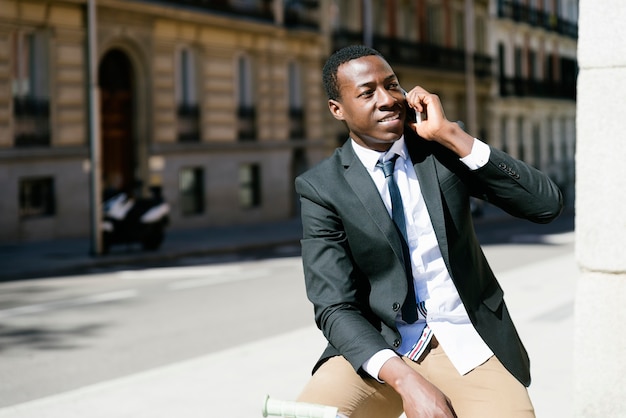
351, 136, 408, 172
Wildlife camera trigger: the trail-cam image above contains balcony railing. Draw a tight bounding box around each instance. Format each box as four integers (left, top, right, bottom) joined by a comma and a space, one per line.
499, 76, 576, 100
284, 0, 319, 30
135, 0, 274, 22
13, 97, 50, 147
497, 0, 578, 39
133, 0, 320, 29
333, 31, 493, 78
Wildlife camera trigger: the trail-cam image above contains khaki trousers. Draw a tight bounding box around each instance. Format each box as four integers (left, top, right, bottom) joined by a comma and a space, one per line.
297, 339, 535, 418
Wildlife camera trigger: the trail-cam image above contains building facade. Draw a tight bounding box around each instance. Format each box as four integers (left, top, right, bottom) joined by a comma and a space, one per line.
0, 0, 577, 243
328, 0, 494, 146
327, 0, 577, 206
0, 0, 329, 242
490, 0, 578, 206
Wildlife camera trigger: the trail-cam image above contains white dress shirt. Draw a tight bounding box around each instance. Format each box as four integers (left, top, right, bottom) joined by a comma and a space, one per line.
351, 136, 494, 381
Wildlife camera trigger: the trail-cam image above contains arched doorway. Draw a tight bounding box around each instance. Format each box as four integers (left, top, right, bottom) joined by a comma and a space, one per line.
99, 49, 135, 198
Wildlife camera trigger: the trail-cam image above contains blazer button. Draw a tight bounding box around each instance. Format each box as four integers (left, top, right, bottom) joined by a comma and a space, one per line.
392, 302, 401, 312
393, 339, 401, 348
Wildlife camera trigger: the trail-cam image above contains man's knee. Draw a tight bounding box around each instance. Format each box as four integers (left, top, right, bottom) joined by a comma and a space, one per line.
297, 356, 403, 418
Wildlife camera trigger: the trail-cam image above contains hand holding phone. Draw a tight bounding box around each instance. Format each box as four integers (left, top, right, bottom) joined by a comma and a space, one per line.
402, 88, 423, 124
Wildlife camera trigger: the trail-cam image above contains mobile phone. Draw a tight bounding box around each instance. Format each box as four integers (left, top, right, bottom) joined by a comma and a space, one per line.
402, 89, 422, 124
405, 102, 419, 124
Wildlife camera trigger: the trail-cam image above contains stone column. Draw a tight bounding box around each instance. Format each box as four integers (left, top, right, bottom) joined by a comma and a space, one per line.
574, 1, 626, 416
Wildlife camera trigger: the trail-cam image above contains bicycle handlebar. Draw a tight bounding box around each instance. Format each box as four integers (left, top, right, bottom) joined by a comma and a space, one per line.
262, 394, 345, 418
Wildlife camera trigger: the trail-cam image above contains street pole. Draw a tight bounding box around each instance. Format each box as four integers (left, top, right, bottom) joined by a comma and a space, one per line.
464, 0, 477, 136
87, 0, 102, 255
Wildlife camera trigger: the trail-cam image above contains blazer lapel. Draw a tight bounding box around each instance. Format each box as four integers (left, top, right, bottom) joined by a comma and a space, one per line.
339, 139, 452, 274
340, 141, 407, 264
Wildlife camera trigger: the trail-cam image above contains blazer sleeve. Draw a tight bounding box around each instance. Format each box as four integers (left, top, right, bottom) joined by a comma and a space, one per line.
470, 146, 563, 223
295, 173, 398, 373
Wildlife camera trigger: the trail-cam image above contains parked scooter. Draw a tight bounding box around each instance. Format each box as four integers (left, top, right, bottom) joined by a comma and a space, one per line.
101, 186, 170, 253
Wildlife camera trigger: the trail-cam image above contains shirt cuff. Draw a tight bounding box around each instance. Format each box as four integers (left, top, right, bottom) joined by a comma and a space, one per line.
362, 349, 399, 383
459, 138, 490, 170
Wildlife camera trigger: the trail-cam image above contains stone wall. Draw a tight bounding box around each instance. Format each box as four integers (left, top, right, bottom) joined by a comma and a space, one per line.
574, 1, 626, 416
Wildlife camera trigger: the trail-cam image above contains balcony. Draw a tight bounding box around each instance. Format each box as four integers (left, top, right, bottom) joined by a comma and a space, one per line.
134, 0, 274, 22
497, 0, 578, 39
499, 76, 576, 101
13, 97, 50, 147
284, 0, 319, 30
132, 0, 320, 29
333, 30, 493, 78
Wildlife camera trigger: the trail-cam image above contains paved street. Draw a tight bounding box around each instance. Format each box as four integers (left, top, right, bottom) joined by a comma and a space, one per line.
0, 210, 576, 417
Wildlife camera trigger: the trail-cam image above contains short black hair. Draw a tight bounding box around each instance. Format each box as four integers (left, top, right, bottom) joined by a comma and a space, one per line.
322, 45, 383, 101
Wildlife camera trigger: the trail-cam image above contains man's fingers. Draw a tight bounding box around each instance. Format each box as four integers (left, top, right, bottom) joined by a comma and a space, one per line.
405, 86, 432, 114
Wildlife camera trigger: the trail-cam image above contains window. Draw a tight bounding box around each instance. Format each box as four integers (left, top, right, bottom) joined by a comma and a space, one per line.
528, 50, 537, 79
564, 0, 578, 22
475, 16, 486, 54
237, 55, 256, 141
500, 117, 508, 153
514, 46, 523, 77
498, 43, 506, 77
239, 164, 261, 208
517, 117, 525, 161
548, 118, 556, 164
372, 0, 388, 36
427, 4, 443, 46
561, 117, 569, 160
334, 0, 358, 32
288, 61, 304, 139
19, 177, 55, 218
176, 47, 200, 142
398, 0, 418, 40
498, 43, 510, 96
454, 10, 465, 49
545, 52, 554, 81
12, 30, 50, 147
532, 124, 541, 169
179, 167, 204, 216
560, 57, 577, 95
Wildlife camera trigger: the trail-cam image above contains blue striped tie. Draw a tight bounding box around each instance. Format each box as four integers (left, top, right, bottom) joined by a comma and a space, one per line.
377, 156, 418, 324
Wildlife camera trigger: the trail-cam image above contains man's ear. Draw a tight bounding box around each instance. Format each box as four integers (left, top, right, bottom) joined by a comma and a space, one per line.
328, 99, 345, 121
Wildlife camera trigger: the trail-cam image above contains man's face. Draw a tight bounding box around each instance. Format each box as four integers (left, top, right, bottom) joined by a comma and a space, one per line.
329, 55, 406, 152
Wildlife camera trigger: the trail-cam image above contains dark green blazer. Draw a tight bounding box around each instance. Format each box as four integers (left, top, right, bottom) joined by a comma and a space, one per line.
295, 130, 563, 386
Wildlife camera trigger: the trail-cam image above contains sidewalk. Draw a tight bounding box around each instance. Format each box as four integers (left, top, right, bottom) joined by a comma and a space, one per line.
0, 204, 514, 282
0, 246, 578, 418
0, 218, 305, 281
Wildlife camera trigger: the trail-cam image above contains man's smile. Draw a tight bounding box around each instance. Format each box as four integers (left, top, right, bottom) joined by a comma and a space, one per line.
379, 112, 402, 124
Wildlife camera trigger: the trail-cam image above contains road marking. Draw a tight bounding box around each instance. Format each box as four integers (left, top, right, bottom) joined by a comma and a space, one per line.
0, 289, 138, 319
114, 265, 235, 280
168, 269, 272, 290
510, 231, 575, 245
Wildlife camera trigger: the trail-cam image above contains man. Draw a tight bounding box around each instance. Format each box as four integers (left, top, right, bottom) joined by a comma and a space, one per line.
295, 45, 563, 418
